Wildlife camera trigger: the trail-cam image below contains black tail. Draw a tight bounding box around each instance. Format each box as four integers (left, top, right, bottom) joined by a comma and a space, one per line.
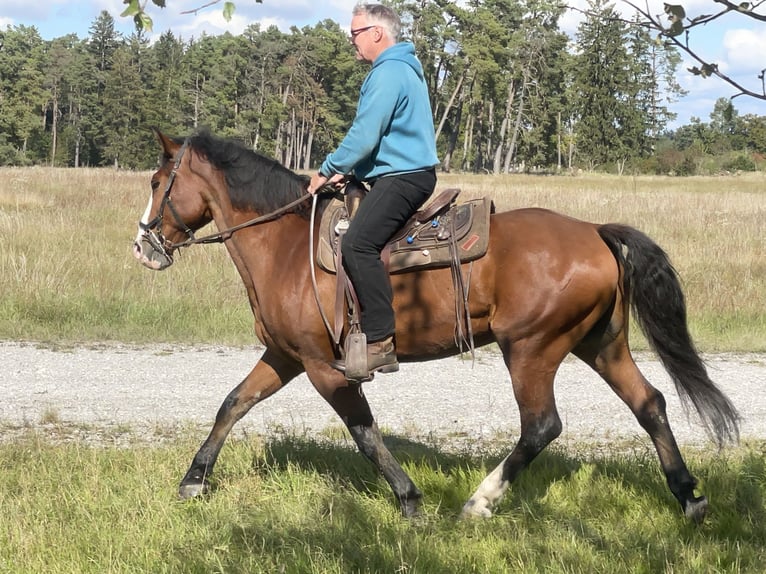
598, 223, 740, 446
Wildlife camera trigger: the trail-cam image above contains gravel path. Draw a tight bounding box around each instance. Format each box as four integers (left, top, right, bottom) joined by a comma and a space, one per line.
2, 341, 764, 449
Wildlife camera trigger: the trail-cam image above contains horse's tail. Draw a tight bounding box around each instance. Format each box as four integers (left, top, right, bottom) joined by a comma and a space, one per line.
598, 223, 740, 447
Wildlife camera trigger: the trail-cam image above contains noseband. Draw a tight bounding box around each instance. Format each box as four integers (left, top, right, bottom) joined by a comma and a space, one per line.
139, 138, 196, 263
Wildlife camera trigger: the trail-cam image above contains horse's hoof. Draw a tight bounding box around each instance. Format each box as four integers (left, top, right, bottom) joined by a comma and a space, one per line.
400, 499, 421, 518
460, 498, 493, 519
684, 496, 708, 524
178, 481, 209, 500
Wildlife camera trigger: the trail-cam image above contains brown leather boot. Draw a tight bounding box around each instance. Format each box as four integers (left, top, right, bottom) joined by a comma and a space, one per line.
366, 336, 399, 373
331, 335, 399, 381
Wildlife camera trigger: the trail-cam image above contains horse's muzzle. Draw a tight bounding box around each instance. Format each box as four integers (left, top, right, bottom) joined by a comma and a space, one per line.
133, 233, 174, 270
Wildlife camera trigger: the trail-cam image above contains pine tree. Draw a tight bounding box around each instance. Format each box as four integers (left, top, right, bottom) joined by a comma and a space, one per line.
82, 11, 124, 166
143, 31, 189, 136
572, 0, 634, 169
0, 26, 48, 164
101, 42, 147, 168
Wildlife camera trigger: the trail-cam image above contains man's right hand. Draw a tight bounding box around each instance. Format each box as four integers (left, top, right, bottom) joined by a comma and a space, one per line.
307, 172, 328, 195
308, 172, 346, 195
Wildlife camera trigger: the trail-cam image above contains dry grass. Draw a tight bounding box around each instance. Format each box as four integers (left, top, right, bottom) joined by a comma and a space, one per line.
1, 167, 764, 350
440, 171, 766, 351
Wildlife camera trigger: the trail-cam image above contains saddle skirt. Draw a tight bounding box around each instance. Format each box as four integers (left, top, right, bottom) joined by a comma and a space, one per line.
316, 190, 494, 275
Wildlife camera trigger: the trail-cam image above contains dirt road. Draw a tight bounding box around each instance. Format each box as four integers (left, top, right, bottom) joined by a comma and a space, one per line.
2, 341, 764, 449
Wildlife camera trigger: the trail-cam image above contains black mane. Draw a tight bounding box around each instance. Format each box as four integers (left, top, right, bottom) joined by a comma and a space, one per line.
180, 130, 316, 218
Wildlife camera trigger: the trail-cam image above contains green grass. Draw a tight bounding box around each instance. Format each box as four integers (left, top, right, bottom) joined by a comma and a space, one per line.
1, 430, 764, 573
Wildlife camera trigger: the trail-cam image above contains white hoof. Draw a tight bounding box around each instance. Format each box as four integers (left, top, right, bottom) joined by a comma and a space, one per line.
461, 498, 494, 519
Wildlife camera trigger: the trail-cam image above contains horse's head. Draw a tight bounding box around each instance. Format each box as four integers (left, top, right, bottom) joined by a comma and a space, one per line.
133, 130, 212, 270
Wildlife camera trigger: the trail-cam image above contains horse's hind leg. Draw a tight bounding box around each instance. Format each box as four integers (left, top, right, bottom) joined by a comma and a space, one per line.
179, 348, 302, 499
462, 345, 563, 518
310, 373, 423, 517
575, 339, 707, 523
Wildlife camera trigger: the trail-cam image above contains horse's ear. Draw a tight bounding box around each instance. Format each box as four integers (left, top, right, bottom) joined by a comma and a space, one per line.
153, 128, 180, 160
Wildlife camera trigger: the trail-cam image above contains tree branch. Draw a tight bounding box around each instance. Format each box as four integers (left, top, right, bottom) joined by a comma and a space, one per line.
180, 0, 224, 16
569, 1, 766, 101
712, 0, 766, 22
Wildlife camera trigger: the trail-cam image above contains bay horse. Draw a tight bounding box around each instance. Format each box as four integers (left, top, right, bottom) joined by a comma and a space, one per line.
133, 129, 739, 523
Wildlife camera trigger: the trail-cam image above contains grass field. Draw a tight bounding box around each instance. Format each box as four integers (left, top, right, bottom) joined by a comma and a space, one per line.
0, 167, 764, 350
1, 429, 765, 574
1, 167, 765, 572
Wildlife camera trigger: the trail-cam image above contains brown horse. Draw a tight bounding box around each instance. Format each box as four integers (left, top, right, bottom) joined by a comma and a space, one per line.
133, 130, 738, 523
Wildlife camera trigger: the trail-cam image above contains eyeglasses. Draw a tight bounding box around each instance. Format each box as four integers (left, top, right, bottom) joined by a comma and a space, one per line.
350, 25, 376, 39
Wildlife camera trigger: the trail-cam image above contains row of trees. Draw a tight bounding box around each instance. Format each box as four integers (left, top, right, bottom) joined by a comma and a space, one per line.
0, 0, 764, 173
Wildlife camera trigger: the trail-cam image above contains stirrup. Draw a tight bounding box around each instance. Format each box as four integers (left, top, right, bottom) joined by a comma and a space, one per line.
343, 332, 369, 380
330, 358, 374, 383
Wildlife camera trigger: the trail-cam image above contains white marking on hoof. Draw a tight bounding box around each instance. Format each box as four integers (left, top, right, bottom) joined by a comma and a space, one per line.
462, 456, 509, 519
178, 482, 208, 500
461, 498, 494, 519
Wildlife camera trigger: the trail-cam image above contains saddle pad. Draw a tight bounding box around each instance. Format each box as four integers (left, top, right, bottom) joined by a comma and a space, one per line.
317, 196, 493, 275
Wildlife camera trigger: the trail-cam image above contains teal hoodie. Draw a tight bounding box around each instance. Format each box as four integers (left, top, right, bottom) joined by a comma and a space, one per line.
319, 42, 439, 181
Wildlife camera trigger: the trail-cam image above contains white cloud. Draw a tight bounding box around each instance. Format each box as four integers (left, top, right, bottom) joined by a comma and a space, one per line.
723, 27, 766, 73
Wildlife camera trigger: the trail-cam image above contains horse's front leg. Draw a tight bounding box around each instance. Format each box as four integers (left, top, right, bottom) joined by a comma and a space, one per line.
179, 348, 302, 499
309, 366, 423, 517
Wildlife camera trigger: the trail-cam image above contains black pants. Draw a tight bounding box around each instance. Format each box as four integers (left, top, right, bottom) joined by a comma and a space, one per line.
341, 169, 436, 343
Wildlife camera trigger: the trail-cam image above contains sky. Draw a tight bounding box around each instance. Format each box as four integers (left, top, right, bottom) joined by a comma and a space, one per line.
1, 0, 764, 128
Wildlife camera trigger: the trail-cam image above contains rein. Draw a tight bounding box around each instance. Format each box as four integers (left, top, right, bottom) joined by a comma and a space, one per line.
309, 194, 338, 350
142, 137, 334, 350
169, 193, 311, 250
143, 137, 311, 252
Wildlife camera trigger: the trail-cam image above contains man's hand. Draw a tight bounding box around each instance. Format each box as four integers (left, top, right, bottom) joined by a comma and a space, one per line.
308, 172, 346, 195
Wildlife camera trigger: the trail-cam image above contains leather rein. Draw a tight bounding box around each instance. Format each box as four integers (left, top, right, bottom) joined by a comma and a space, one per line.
141, 138, 311, 255
141, 138, 336, 347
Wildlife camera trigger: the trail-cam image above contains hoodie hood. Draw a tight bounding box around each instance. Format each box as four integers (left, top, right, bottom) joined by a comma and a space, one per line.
373, 42, 425, 81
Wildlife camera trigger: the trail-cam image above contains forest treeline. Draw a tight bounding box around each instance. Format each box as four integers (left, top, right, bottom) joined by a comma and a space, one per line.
1, 0, 764, 175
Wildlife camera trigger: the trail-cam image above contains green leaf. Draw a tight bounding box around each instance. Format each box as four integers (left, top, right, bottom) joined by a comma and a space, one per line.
723, 101, 733, 122
120, 0, 140, 18
663, 3, 686, 21
738, 2, 751, 11
152, 0, 167, 7
223, 1, 236, 21
668, 20, 684, 37
701, 63, 718, 77
688, 63, 718, 78
134, 12, 154, 32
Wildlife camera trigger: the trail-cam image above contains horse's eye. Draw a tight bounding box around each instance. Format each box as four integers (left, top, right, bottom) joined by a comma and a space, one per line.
151, 180, 160, 191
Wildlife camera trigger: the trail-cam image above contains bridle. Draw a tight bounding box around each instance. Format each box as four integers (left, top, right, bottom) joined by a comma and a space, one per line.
138, 139, 195, 263
139, 137, 311, 262
139, 139, 343, 353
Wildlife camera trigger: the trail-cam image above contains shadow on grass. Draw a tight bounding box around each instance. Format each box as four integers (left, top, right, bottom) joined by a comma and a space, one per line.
178, 435, 765, 573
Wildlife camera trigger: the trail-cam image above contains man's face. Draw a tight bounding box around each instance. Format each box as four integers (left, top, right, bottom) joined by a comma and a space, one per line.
349, 15, 380, 62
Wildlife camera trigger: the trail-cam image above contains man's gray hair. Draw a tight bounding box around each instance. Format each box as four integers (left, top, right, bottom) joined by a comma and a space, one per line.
353, 3, 401, 42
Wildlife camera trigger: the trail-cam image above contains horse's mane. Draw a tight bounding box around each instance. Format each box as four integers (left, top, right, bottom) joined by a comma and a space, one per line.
181, 130, 318, 219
